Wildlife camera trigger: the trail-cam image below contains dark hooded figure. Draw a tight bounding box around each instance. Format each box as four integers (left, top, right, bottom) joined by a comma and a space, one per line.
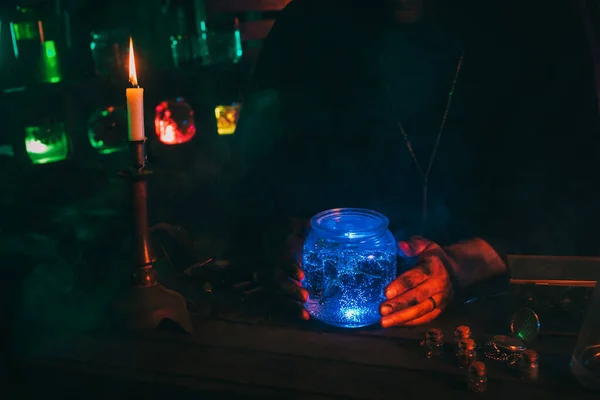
230, 0, 600, 327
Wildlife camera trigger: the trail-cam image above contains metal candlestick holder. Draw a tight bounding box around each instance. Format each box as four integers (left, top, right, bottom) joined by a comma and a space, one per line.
114, 139, 193, 333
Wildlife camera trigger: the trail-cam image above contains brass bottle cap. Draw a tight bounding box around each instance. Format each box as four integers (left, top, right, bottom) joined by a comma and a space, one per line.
426, 328, 443, 341
454, 325, 471, 339
522, 349, 539, 363
459, 337, 476, 351
469, 361, 487, 376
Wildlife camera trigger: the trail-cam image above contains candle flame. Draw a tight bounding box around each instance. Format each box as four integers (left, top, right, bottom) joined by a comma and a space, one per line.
128, 37, 138, 87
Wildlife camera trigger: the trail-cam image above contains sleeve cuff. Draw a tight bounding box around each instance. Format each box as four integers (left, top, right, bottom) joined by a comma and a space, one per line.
441, 237, 509, 292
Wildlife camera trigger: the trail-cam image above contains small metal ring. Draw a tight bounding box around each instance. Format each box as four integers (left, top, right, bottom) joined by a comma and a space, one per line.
429, 296, 437, 310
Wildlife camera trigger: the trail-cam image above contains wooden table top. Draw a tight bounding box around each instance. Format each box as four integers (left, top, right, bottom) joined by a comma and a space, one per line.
21, 298, 597, 400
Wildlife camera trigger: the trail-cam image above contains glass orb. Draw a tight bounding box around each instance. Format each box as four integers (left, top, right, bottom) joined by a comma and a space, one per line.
88, 106, 128, 154
302, 208, 397, 328
24, 123, 70, 164
154, 98, 196, 145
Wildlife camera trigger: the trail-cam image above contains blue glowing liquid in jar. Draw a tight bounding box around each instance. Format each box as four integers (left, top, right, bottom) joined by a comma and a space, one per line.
302, 208, 397, 328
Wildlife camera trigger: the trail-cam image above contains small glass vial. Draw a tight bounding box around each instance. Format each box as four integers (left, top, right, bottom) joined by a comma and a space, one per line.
518, 349, 539, 380
424, 328, 444, 359
468, 361, 488, 393
454, 325, 471, 355
457, 337, 477, 368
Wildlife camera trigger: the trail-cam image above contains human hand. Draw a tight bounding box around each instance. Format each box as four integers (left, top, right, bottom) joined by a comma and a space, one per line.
379, 238, 453, 328
273, 220, 310, 321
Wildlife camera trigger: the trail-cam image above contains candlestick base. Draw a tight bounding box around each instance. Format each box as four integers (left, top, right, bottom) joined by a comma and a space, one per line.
114, 283, 194, 333
132, 263, 158, 287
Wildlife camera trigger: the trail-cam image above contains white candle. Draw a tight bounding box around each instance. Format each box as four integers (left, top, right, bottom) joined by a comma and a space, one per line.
126, 37, 145, 141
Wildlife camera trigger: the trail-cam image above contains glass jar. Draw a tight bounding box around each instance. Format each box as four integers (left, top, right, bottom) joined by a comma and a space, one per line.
302, 208, 397, 328
467, 361, 488, 393
215, 103, 241, 135
8, 4, 63, 86
24, 123, 70, 164
202, 19, 242, 65
424, 328, 444, 359
571, 281, 600, 390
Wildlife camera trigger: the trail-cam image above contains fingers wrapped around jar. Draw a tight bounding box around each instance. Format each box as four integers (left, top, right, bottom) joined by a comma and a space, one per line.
273, 248, 310, 321
379, 254, 453, 328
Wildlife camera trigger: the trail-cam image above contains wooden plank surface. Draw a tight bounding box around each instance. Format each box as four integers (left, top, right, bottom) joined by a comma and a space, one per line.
24, 361, 334, 400
27, 332, 448, 399
25, 317, 591, 399
239, 19, 275, 41
27, 330, 582, 400
206, 0, 291, 13
18, 283, 591, 398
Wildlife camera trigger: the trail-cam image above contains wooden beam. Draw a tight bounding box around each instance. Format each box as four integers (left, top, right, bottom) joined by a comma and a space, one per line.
206, 0, 291, 13
239, 19, 275, 41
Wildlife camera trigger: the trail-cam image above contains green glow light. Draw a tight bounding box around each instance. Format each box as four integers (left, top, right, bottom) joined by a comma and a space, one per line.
234, 29, 243, 59
9, 22, 19, 58
24, 125, 69, 164
98, 147, 124, 155
89, 131, 124, 154
45, 42, 56, 57
41, 40, 62, 84
12, 21, 37, 41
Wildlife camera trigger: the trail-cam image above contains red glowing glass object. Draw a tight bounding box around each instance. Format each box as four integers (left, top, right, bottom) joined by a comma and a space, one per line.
154, 98, 196, 145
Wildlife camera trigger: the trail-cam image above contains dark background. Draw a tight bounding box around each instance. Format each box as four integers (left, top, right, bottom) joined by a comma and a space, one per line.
1, 0, 600, 394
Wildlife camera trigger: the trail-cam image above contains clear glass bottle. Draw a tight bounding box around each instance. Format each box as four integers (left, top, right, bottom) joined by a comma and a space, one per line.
201, 18, 243, 65
9, 4, 63, 86
571, 281, 600, 390
170, 34, 197, 68
424, 328, 444, 359
90, 29, 130, 78
518, 349, 539, 380
302, 208, 397, 328
467, 361, 488, 393
196, 20, 211, 65
457, 337, 477, 368
454, 325, 471, 356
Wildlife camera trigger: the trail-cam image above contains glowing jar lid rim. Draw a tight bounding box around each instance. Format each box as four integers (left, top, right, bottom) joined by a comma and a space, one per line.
310, 208, 390, 240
